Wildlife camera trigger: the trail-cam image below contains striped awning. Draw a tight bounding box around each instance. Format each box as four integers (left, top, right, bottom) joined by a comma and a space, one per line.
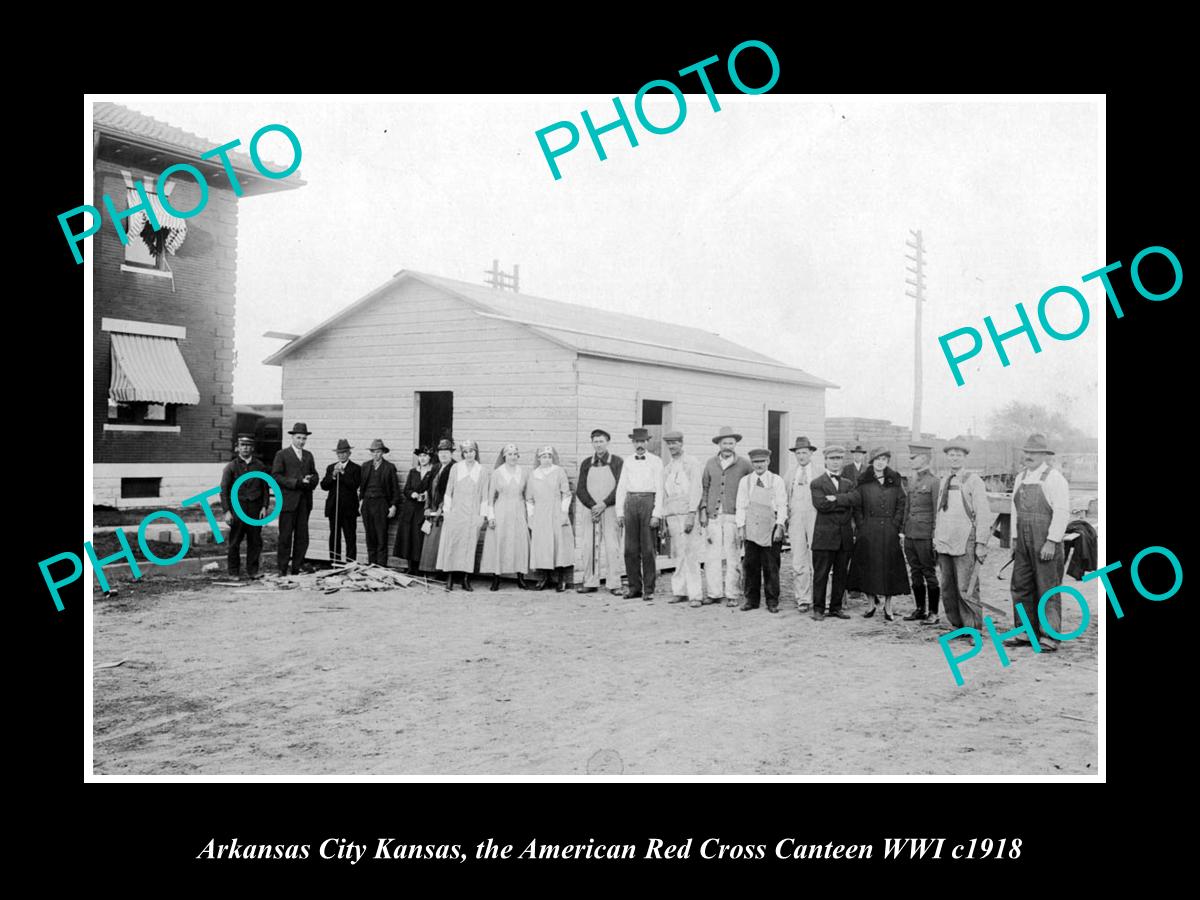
109, 332, 200, 405
126, 187, 187, 256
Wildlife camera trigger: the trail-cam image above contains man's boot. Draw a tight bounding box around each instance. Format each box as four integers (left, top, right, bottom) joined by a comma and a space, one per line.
904, 581, 927, 621
922, 585, 941, 625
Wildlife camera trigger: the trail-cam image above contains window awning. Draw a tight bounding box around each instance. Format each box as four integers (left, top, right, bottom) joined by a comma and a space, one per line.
126, 187, 187, 256
109, 332, 200, 405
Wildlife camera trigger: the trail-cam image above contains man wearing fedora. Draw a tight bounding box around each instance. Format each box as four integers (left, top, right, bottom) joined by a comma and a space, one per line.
615, 427, 664, 599
841, 445, 868, 601
933, 441, 994, 630
699, 426, 754, 606
359, 438, 400, 567
220, 433, 272, 578
784, 436, 820, 612
321, 438, 362, 562
660, 430, 705, 606
736, 448, 788, 613
902, 443, 941, 622
811, 446, 856, 619
272, 423, 320, 576
1006, 433, 1071, 651
575, 428, 625, 594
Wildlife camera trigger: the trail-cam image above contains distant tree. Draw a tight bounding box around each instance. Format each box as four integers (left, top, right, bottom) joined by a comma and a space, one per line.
987, 401, 1087, 444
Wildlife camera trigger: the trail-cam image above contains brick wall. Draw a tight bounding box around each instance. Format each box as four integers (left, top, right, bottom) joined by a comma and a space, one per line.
93, 159, 238, 465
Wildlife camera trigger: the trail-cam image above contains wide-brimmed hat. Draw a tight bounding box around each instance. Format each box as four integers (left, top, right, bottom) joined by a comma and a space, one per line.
1022, 433, 1055, 455
943, 441, 971, 454
663, 430, 684, 442
850, 444, 866, 454
590, 428, 611, 441
790, 436, 817, 452
748, 448, 771, 461
868, 446, 891, 463
287, 422, 312, 435
367, 438, 389, 453
436, 438, 455, 452
629, 427, 651, 441
712, 426, 743, 444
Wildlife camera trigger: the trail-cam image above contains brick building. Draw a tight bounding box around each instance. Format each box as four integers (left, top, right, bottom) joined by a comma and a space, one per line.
92, 103, 303, 507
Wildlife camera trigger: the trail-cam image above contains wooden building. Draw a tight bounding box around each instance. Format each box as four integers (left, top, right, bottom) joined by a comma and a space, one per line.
92, 103, 304, 508
265, 270, 836, 567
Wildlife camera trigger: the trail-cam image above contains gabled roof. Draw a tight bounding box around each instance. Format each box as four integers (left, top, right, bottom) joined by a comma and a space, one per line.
93, 102, 305, 196
265, 270, 837, 388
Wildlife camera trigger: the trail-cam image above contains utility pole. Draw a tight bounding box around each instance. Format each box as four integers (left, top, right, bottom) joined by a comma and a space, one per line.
904, 229, 926, 443
483, 259, 520, 292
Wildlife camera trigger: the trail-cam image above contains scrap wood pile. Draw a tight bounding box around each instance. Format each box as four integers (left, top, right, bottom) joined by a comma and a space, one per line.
221, 560, 429, 594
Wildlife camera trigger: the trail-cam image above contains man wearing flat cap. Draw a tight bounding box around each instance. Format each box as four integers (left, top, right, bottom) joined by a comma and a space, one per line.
735, 448, 788, 612
359, 438, 400, 567
784, 436, 820, 612
221, 434, 271, 578
272, 422, 319, 576
699, 426, 754, 606
615, 427, 664, 599
1006, 433, 1071, 651
660, 431, 705, 606
321, 438, 361, 562
575, 428, 625, 594
933, 440, 993, 629
902, 443, 941, 622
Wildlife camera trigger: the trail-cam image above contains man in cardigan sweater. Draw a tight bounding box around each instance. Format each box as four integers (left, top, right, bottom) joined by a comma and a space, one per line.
699, 426, 754, 606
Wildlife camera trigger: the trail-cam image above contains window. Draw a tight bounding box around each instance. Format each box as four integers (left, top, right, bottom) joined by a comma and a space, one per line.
121, 477, 162, 500
119, 172, 188, 276
107, 401, 177, 426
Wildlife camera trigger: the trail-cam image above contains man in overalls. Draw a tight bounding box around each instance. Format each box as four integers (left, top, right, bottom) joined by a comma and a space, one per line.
575, 428, 625, 594
660, 431, 705, 606
735, 448, 788, 613
902, 443, 941, 621
1007, 433, 1071, 650
784, 436, 819, 612
933, 441, 993, 629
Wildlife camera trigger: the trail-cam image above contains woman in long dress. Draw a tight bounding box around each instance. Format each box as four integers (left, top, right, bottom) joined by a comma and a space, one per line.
526, 445, 575, 592
847, 447, 911, 621
436, 439, 490, 591
394, 446, 434, 573
419, 440, 454, 579
480, 443, 532, 590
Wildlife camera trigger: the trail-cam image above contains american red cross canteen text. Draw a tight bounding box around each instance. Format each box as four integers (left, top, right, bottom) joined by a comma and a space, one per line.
57, 123, 302, 264
938, 245, 1182, 386
535, 39, 780, 181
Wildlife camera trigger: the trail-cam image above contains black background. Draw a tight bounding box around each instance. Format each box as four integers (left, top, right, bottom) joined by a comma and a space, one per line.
19, 23, 1187, 885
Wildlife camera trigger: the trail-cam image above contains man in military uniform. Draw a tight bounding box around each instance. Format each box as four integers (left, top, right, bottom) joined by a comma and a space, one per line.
901, 443, 941, 622
321, 438, 361, 562
220, 434, 272, 579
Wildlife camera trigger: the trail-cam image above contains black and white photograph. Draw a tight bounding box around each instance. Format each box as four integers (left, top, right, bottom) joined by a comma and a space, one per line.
84, 93, 1103, 778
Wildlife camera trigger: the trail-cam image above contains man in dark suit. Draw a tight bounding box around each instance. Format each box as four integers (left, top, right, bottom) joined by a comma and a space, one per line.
841, 444, 867, 482
358, 438, 400, 566
220, 433, 272, 578
810, 445, 857, 620
271, 422, 319, 575
321, 437, 361, 562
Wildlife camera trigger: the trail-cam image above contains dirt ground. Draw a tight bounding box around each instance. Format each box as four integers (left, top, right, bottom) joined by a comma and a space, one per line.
93, 549, 1098, 776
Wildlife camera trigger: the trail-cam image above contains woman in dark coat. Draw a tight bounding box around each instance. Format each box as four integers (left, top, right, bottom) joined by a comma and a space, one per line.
394, 447, 435, 573
847, 447, 911, 621
418, 439, 456, 579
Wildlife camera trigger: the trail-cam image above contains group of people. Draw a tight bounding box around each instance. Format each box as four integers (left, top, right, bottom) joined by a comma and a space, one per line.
220, 422, 1072, 651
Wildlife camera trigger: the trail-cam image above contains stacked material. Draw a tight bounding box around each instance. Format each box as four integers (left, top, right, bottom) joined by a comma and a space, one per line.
224, 561, 425, 594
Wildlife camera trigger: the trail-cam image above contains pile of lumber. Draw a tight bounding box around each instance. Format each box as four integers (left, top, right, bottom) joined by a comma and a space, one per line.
226, 561, 426, 594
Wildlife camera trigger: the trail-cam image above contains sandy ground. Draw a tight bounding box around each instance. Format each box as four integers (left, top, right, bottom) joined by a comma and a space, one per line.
93, 549, 1098, 776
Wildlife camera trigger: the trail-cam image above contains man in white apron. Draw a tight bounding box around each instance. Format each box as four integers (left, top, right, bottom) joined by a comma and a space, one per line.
784, 436, 819, 612
933, 441, 994, 629
575, 428, 625, 594
661, 431, 705, 606
735, 448, 788, 613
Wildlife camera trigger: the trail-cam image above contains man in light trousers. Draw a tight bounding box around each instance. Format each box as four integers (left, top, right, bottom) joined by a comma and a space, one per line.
699, 426, 754, 607
784, 436, 819, 612
661, 431, 705, 607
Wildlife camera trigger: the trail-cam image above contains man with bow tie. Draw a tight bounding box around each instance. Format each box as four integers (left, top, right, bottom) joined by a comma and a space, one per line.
615, 427, 664, 600
784, 436, 820, 612
575, 428, 625, 594
810, 445, 856, 620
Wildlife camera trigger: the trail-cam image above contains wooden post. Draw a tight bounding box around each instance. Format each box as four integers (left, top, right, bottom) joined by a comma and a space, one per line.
905, 229, 926, 443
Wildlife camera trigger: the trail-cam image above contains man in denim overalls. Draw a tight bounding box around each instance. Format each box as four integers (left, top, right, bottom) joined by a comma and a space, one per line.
1006, 433, 1072, 651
